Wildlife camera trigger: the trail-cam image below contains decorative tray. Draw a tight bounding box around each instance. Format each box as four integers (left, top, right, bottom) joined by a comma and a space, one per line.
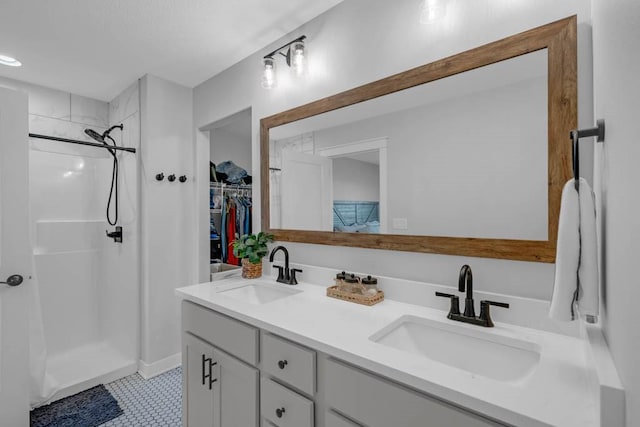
326, 285, 384, 306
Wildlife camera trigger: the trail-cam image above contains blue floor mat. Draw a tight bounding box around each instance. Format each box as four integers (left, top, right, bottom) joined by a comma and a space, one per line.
30, 384, 123, 427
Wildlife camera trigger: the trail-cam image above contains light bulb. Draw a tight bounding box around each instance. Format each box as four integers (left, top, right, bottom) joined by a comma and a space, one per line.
0, 54, 22, 67
290, 41, 306, 76
419, 0, 446, 24
262, 57, 276, 89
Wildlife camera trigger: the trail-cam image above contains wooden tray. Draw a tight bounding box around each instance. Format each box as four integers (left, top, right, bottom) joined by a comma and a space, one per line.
326, 285, 384, 306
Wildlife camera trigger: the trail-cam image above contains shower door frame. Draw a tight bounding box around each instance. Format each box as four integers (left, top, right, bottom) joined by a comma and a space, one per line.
0, 87, 31, 425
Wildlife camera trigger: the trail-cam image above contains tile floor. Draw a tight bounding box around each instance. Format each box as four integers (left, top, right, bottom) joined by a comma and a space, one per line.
101, 367, 182, 426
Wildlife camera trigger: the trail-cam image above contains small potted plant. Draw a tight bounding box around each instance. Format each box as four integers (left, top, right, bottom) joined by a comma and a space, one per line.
232, 232, 274, 279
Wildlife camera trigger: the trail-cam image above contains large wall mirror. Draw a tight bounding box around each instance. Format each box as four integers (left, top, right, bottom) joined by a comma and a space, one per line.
261, 16, 576, 262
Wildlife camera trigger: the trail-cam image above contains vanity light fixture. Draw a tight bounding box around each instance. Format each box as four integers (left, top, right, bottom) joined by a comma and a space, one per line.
262, 57, 277, 89
261, 35, 306, 89
0, 54, 22, 67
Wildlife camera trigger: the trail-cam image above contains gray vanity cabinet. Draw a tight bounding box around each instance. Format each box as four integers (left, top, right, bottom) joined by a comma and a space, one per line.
182, 301, 259, 427
323, 358, 503, 427
181, 300, 506, 427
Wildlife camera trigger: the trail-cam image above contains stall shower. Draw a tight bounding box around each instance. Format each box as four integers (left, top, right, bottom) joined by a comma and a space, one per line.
27, 90, 140, 406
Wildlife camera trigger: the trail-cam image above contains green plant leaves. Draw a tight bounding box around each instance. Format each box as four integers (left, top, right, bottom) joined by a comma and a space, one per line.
232, 232, 274, 264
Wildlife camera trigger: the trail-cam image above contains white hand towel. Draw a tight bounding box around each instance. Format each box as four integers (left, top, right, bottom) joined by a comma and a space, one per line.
577, 178, 599, 317
549, 178, 599, 321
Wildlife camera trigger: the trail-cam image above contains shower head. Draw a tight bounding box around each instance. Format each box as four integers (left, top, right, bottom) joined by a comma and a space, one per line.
84, 124, 124, 144
84, 128, 105, 143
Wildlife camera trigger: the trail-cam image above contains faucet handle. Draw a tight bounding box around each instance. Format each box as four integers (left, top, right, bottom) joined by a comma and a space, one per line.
289, 268, 302, 285
435, 292, 461, 318
479, 300, 509, 327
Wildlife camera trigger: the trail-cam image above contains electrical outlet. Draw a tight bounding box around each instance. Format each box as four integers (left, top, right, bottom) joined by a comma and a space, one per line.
392, 218, 408, 230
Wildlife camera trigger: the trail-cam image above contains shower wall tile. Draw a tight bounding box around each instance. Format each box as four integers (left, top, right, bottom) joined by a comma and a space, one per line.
29, 115, 108, 157
71, 94, 109, 128
27, 85, 71, 120
101, 80, 140, 361
0, 75, 71, 120
110, 81, 140, 124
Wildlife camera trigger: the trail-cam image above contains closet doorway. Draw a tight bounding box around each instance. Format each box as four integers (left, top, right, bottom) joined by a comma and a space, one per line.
205, 108, 253, 273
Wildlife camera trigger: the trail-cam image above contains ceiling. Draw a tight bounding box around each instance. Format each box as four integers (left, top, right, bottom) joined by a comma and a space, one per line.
0, 0, 342, 101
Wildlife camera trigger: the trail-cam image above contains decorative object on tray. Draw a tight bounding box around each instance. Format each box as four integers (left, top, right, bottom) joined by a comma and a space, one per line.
326, 285, 384, 306
329, 271, 383, 305
232, 232, 274, 279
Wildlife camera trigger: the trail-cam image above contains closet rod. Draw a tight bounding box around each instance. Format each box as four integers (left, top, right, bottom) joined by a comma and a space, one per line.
210, 183, 252, 190
29, 133, 137, 153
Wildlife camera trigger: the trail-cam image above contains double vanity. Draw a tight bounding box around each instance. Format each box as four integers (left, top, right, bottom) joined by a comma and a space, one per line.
176, 264, 616, 427
177, 15, 624, 427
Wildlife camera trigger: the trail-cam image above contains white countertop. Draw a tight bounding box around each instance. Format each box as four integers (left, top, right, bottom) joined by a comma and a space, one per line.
176, 276, 599, 427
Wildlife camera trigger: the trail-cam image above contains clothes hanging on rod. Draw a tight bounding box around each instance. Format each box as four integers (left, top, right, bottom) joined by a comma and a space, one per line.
211, 183, 252, 265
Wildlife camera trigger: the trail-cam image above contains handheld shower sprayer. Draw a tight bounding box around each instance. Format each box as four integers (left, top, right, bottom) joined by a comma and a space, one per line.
84, 124, 124, 230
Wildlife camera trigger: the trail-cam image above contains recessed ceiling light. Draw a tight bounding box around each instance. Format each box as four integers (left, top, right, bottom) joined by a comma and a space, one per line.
0, 54, 22, 67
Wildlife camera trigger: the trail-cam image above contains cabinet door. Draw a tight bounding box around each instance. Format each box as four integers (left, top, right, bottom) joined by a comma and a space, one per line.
184, 333, 217, 427
215, 347, 259, 427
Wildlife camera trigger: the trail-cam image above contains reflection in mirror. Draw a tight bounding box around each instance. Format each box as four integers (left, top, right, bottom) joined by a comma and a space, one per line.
262, 16, 576, 262
270, 50, 548, 240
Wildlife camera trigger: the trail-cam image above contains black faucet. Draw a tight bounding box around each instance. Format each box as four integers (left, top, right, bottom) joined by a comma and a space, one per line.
459, 264, 475, 318
435, 264, 509, 327
269, 246, 302, 285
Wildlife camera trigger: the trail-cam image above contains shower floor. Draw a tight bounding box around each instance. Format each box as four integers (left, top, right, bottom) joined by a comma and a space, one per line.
44, 341, 137, 405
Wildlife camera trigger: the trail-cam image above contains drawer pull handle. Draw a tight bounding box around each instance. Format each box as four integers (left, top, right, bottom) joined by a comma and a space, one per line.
276, 407, 286, 418
278, 360, 288, 369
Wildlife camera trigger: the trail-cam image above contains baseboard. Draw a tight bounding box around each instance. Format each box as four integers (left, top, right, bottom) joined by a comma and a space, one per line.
36, 361, 138, 408
138, 353, 182, 379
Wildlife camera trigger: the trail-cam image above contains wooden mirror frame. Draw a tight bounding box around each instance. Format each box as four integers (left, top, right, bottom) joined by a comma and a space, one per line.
260, 16, 576, 263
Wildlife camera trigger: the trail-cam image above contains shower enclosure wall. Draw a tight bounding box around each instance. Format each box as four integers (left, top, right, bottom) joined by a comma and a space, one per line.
22, 80, 140, 406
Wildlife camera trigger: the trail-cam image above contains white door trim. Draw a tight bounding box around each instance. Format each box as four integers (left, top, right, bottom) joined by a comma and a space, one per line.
317, 137, 388, 233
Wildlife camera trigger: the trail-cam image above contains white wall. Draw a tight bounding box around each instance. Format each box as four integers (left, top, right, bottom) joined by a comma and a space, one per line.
210, 120, 252, 172
592, 1, 640, 425
140, 74, 194, 371
332, 157, 379, 202
194, 0, 592, 301
313, 76, 547, 239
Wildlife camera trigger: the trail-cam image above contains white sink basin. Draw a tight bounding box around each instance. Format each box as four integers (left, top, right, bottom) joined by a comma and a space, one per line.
217, 281, 302, 305
370, 315, 540, 382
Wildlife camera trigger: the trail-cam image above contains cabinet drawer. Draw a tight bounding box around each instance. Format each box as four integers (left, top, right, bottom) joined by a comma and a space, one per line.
261, 378, 314, 427
325, 358, 503, 427
262, 332, 316, 395
182, 300, 259, 366
326, 410, 362, 427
